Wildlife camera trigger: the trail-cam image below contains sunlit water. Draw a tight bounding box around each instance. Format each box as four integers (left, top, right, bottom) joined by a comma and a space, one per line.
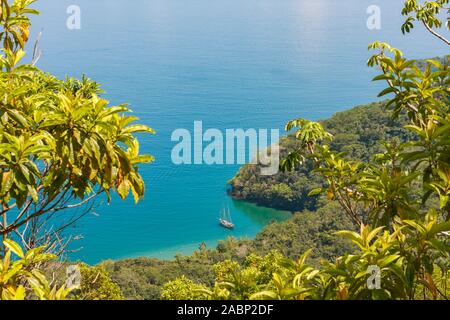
27, 0, 449, 264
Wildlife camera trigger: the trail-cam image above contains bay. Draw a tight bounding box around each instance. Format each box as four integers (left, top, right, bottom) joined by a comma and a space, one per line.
28, 0, 449, 264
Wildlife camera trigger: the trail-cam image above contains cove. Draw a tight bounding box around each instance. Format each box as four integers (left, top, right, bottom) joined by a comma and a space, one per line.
28, 0, 449, 264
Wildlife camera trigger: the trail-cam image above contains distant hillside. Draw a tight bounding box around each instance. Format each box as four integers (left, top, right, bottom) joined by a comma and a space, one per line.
228, 101, 414, 212
104, 101, 415, 299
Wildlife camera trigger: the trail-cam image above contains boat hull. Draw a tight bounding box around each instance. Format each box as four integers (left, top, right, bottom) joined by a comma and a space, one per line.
219, 219, 235, 229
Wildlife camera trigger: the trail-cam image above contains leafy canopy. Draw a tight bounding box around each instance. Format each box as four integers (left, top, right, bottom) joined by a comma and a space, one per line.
0, 0, 154, 250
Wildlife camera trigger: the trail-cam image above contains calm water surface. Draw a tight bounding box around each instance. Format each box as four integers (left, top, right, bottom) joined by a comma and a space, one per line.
28, 0, 449, 264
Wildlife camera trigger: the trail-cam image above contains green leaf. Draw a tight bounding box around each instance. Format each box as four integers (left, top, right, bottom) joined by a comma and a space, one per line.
27, 185, 38, 202
123, 124, 156, 135
377, 87, 396, 97
4, 239, 25, 258
7, 109, 28, 127
308, 188, 323, 197
379, 254, 400, 268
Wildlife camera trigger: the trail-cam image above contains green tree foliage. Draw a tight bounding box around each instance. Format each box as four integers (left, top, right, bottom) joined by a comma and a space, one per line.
161, 1, 450, 300
106, 201, 358, 300
251, 202, 355, 264
0, 0, 154, 251
0, 239, 71, 300
161, 251, 284, 300
161, 276, 209, 300
0, 0, 154, 300
163, 213, 449, 300
401, 0, 450, 44
73, 264, 123, 300
229, 102, 414, 212
104, 104, 426, 300
102, 239, 253, 300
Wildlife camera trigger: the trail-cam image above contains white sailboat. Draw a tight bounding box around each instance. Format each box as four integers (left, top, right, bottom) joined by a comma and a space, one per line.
219, 207, 235, 229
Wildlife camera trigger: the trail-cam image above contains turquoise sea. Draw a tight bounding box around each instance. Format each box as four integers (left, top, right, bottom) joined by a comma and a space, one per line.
29, 0, 448, 264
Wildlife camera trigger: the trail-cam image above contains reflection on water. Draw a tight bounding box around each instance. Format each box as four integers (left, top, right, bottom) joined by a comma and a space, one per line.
231, 199, 292, 228
29, 0, 448, 264
117, 198, 292, 261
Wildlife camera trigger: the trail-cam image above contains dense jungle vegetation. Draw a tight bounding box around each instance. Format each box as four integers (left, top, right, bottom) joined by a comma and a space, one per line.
0, 0, 153, 299
0, 0, 449, 301
229, 102, 414, 212
104, 202, 356, 299
104, 103, 404, 299
157, 0, 450, 300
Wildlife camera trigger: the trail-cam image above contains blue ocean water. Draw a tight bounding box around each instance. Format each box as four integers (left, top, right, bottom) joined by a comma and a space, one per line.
28, 0, 448, 264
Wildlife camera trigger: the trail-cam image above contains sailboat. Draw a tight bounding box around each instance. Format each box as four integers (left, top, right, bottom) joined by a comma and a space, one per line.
219, 207, 235, 229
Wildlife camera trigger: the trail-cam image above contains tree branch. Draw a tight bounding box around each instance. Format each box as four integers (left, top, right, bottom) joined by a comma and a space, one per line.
422, 21, 450, 46
0, 190, 103, 236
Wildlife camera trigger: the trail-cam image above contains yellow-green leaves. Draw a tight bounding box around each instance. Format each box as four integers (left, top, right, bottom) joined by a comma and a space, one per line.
0, 0, 154, 239
285, 119, 333, 148
3, 239, 24, 258
0, 240, 71, 300
401, 0, 450, 43
0, 0, 38, 51
161, 275, 210, 300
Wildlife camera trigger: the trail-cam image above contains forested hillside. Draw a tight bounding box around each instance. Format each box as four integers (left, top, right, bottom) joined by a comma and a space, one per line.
1, 0, 448, 302
104, 102, 407, 299
104, 202, 358, 299
229, 102, 414, 211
